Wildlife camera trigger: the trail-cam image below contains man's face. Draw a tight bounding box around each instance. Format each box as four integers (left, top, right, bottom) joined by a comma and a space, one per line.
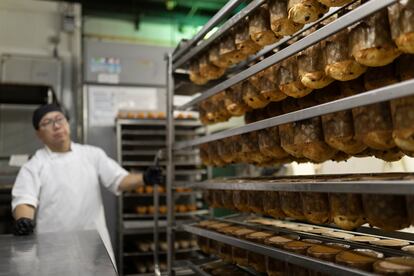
36, 111, 70, 148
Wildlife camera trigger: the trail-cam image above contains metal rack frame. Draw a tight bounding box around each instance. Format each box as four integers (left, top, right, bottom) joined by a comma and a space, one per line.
165, 0, 414, 275
184, 224, 372, 276
116, 118, 205, 276
181, 175, 414, 195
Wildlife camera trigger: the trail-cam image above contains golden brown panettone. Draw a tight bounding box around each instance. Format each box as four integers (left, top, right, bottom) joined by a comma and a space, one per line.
350, 9, 400, 67
219, 34, 246, 66
280, 191, 306, 220
198, 54, 225, 80
224, 83, 249, 116
388, 0, 414, 54
391, 55, 414, 156
301, 192, 330, 224
297, 42, 334, 89
235, 19, 262, 56
279, 98, 304, 158
362, 194, 410, 231
317, 0, 353, 7
260, 65, 288, 102
341, 77, 396, 150
296, 95, 338, 162
324, 29, 367, 81
287, 0, 328, 24
316, 82, 367, 155
263, 191, 286, 219
208, 141, 227, 167
249, 5, 280, 46
209, 44, 229, 68
242, 81, 270, 109
330, 193, 366, 230
257, 103, 290, 160
189, 61, 208, 85
269, 0, 304, 37
279, 56, 313, 98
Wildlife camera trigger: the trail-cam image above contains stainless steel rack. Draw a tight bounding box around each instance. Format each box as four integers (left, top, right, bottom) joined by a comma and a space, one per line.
116, 118, 206, 276
165, 0, 414, 275
184, 223, 374, 276
181, 174, 414, 195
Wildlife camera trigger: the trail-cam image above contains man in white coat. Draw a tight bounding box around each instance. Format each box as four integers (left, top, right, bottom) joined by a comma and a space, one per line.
11, 104, 163, 266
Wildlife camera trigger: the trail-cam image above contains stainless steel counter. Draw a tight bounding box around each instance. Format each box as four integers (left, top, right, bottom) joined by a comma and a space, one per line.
0, 230, 118, 276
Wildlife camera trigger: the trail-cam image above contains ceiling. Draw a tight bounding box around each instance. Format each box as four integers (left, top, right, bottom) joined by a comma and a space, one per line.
50, 0, 232, 24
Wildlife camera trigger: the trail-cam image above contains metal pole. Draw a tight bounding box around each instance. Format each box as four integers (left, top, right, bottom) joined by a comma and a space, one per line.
165, 53, 175, 275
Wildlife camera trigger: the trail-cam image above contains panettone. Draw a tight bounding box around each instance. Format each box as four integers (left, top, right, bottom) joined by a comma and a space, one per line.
317, 0, 353, 7
350, 9, 400, 67
316, 83, 367, 155
388, 0, 414, 54
242, 81, 270, 109
329, 193, 366, 230
297, 42, 334, 89
198, 54, 225, 80
269, 0, 304, 37
391, 55, 414, 155
249, 5, 279, 46
219, 34, 246, 66
209, 44, 229, 68
287, 0, 329, 24
189, 61, 208, 85
324, 29, 367, 81
279, 56, 313, 98
260, 65, 288, 102
235, 19, 262, 56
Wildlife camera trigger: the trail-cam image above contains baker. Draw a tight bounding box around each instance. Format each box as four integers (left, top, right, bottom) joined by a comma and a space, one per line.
11, 103, 163, 265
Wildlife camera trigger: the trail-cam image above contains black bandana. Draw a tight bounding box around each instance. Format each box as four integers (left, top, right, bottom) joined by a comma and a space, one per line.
32, 104, 65, 130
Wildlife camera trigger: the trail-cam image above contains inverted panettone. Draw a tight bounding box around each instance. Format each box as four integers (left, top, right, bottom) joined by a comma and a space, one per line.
269, 0, 304, 37
287, 0, 328, 24
388, 0, 414, 54
219, 34, 246, 66
391, 55, 414, 156
297, 41, 334, 89
209, 44, 229, 69
249, 5, 280, 46
350, 9, 400, 67
324, 29, 367, 81
235, 19, 262, 56
279, 56, 313, 98
317, 0, 353, 7
260, 65, 288, 102
316, 82, 367, 155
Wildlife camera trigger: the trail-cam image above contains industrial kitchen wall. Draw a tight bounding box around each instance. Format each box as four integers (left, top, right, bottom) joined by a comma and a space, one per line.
0, 0, 82, 158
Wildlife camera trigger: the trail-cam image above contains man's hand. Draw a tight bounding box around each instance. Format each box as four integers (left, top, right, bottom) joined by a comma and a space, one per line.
143, 166, 164, 185
13, 217, 35, 236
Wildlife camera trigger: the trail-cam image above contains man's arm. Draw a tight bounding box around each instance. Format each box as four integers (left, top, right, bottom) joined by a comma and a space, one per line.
118, 166, 165, 192
13, 204, 35, 220
118, 173, 144, 192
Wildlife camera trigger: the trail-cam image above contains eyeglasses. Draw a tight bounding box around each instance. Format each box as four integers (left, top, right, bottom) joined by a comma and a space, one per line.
39, 116, 67, 129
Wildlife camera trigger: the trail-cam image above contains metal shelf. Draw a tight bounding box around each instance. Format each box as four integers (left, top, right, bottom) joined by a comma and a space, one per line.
184, 224, 373, 276
174, 79, 414, 149
118, 118, 201, 127
124, 210, 209, 219
122, 130, 199, 136
175, 0, 397, 110
123, 247, 199, 257
122, 161, 201, 167
124, 191, 201, 198
172, 0, 245, 63
183, 173, 414, 195
173, 0, 266, 70
122, 141, 165, 146
174, 169, 207, 175
215, 215, 414, 258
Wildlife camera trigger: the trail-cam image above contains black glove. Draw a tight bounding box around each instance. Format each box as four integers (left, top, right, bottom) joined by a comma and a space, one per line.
143, 166, 164, 185
13, 217, 35, 236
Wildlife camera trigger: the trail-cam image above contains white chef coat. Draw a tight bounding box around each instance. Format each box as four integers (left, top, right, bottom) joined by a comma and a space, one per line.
11, 142, 128, 266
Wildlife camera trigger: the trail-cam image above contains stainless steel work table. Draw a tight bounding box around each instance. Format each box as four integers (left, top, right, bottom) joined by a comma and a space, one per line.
0, 230, 118, 276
